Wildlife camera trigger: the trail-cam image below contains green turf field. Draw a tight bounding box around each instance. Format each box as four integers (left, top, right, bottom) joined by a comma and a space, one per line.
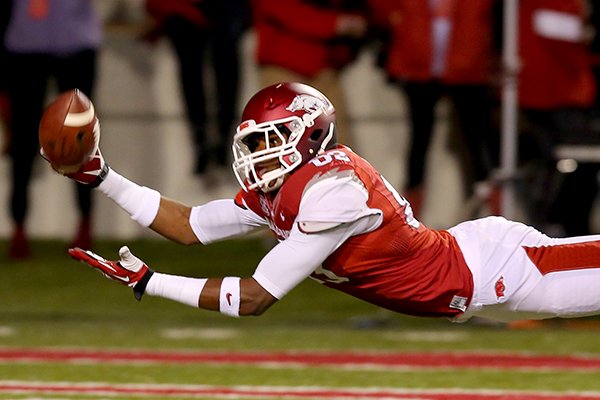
0, 238, 599, 399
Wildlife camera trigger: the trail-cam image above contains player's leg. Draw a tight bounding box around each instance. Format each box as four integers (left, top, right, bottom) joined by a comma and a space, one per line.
6, 53, 50, 258
211, 8, 245, 168
163, 17, 209, 174
510, 234, 600, 318
449, 84, 497, 183
452, 216, 600, 321
516, 267, 600, 318
449, 84, 500, 215
401, 81, 442, 216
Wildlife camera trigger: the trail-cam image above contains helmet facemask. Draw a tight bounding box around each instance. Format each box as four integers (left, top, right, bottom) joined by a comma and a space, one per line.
232, 116, 306, 192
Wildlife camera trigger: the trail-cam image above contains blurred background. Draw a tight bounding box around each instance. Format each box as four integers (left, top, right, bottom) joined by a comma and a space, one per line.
0, 0, 598, 246
1, 3, 600, 396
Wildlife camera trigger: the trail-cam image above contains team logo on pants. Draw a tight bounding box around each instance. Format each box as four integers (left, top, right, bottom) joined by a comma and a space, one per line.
495, 276, 506, 300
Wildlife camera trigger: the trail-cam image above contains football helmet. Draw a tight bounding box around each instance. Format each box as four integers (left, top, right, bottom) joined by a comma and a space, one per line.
232, 82, 336, 192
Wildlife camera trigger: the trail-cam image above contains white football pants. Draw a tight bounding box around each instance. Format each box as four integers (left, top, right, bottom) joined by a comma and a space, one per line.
449, 216, 600, 322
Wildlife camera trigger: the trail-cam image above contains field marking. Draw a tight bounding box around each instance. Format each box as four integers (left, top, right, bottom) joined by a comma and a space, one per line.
159, 328, 469, 343
2, 382, 600, 400
380, 330, 469, 342
0, 327, 15, 337
162, 328, 240, 340
0, 347, 600, 372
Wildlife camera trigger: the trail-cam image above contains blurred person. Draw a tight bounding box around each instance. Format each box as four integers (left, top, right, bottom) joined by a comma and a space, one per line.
2, 0, 102, 259
143, 0, 251, 175
516, 0, 598, 236
591, 0, 600, 102
253, 0, 369, 149
0, 1, 12, 155
45, 82, 600, 324
374, 0, 501, 217
543, 0, 600, 237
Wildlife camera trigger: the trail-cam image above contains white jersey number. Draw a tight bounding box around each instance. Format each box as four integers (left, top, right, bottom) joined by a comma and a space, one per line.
310, 150, 351, 167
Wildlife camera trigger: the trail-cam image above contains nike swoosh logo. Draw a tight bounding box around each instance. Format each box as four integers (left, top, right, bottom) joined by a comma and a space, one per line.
98, 260, 130, 283
226, 292, 233, 307
111, 274, 130, 283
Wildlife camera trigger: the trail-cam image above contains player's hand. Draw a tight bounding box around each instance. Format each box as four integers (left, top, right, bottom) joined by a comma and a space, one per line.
68, 246, 154, 301
40, 148, 109, 188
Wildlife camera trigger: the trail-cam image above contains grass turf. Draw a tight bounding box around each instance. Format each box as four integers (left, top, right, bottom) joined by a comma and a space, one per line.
0, 238, 599, 398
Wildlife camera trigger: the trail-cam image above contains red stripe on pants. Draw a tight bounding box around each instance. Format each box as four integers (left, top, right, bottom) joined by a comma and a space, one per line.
524, 241, 600, 275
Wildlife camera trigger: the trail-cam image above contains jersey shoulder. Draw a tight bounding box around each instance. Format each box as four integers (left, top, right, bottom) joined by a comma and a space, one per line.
273, 146, 374, 220
289, 146, 359, 187
234, 188, 270, 219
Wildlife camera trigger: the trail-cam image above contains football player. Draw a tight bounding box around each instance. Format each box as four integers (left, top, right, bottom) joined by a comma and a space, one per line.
48, 82, 600, 323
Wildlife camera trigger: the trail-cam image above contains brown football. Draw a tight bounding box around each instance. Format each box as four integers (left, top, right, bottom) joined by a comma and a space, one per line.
39, 89, 99, 174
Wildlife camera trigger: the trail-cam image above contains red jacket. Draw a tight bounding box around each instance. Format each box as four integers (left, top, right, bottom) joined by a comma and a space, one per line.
254, 0, 367, 77
518, 0, 596, 109
381, 0, 496, 84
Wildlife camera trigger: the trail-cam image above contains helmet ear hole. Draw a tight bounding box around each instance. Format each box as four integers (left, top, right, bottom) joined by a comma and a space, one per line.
309, 129, 323, 142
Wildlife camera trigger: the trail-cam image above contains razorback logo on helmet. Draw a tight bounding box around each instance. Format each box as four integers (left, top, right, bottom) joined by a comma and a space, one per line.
286, 94, 330, 114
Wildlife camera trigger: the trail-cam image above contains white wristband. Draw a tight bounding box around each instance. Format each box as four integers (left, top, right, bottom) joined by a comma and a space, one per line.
98, 169, 161, 227
219, 277, 241, 317
145, 273, 207, 308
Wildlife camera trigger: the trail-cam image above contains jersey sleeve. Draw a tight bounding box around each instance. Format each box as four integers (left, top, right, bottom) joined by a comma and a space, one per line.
253, 215, 378, 299
189, 199, 267, 244
296, 171, 382, 233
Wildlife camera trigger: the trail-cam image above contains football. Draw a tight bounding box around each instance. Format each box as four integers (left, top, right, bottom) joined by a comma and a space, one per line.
39, 89, 99, 174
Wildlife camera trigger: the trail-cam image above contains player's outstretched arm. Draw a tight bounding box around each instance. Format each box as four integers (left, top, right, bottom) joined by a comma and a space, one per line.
38, 90, 202, 245
69, 246, 278, 316
44, 149, 201, 245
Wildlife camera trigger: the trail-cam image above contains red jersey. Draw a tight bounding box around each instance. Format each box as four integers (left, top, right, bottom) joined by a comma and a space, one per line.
235, 146, 473, 318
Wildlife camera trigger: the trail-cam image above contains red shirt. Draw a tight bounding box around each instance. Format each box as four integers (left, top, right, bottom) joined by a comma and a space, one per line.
518, 0, 596, 109
236, 146, 474, 318
379, 0, 496, 84
253, 0, 366, 77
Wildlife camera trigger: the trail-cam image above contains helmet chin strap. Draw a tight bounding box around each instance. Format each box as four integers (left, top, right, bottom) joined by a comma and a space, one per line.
318, 122, 335, 153
257, 168, 286, 193
259, 175, 285, 193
